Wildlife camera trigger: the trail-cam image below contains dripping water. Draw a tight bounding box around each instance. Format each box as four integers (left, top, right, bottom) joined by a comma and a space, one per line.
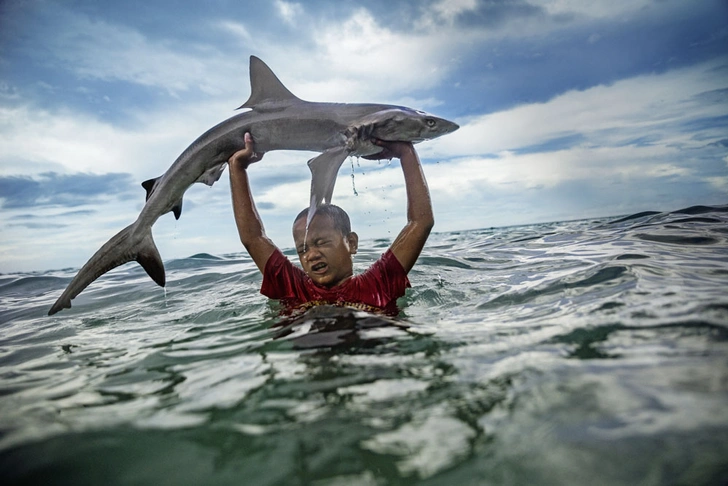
351, 157, 359, 196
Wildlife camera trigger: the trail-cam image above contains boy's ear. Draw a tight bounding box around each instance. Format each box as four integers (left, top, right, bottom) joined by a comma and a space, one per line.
347, 232, 359, 254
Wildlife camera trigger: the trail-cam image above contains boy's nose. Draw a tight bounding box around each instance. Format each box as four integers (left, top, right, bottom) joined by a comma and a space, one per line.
305, 248, 322, 261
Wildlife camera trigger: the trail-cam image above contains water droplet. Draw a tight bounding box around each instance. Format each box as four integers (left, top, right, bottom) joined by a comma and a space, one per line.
350, 158, 358, 196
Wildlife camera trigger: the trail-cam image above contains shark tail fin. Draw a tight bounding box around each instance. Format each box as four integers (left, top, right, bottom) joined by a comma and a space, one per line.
238, 55, 301, 110
48, 224, 166, 316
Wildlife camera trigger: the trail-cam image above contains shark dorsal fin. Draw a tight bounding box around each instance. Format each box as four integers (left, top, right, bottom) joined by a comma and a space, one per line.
238, 56, 301, 110
141, 177, 161, 201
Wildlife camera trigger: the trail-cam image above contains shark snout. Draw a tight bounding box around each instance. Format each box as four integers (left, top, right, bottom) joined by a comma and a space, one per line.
434, 117, 459, 135
443, 120, 459, 134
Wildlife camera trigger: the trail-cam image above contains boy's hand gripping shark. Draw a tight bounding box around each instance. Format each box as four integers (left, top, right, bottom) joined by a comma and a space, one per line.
48, 56, 459, 315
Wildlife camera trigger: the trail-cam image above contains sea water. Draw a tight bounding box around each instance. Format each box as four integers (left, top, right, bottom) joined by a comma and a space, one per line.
1, 205, 727, 485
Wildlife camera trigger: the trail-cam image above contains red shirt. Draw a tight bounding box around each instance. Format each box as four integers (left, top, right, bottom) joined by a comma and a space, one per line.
261, 248, 410, 315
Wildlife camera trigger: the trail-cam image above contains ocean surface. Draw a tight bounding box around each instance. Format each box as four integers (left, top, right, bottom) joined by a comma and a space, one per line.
1, 205, 727, 485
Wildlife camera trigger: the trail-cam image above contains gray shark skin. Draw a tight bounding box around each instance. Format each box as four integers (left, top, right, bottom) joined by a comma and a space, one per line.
48, 56, 459, 315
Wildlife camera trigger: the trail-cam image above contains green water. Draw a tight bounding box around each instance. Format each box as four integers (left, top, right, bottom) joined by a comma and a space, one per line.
1, 207, 727, 485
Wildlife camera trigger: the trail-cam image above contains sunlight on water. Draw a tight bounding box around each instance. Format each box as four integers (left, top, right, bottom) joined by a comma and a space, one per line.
1, 205, 727, 485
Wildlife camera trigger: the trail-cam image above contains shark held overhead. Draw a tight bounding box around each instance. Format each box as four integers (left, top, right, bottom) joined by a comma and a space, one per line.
48, 56, 459, 315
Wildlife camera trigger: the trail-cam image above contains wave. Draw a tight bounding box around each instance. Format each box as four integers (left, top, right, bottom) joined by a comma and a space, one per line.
607, 203, 728, 226
2, 204, 727, 484
0, 275, 68, 295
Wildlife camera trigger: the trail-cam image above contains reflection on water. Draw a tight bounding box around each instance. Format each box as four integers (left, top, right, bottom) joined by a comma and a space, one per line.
1, 205, 728, 485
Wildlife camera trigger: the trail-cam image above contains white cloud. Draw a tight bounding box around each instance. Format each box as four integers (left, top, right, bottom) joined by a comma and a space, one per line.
428, 145, 687, 194
240, 8, 459, 104
2, 1, 726, 274
0, 98, 243, 179
30, 9, 246, 96
218, 20, 252, 43
0, 105, 127, 176
432, 57, 728, 158
4, 51, 725, 271
274, 0, 304, 25
417, 0, 479, 28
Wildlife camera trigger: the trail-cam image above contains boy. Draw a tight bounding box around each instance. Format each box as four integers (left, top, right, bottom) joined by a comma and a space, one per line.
228, 133, 433, 315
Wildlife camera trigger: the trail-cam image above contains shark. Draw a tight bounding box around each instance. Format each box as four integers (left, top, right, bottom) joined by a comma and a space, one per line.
48, 55, 459, 315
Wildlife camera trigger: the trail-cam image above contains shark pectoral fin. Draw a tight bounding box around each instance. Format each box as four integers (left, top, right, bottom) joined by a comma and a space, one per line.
306, 194, 318, 229
136, 232, 166, 287
308, 147, 350, 205
172, 198, 183, 220
195, 163, 227, 187
306, 147, 351, 227
141, 177, 162, 201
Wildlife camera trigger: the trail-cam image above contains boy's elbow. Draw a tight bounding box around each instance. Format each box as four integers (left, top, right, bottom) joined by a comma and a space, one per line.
421, 210, 434, 231
422, 217, 434, 234
417, 215, 434, 237
238, 228, 262, 250
240, 231, 263, 250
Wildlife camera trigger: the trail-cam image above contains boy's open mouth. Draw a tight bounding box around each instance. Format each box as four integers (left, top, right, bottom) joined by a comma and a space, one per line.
312, 262, 327, 272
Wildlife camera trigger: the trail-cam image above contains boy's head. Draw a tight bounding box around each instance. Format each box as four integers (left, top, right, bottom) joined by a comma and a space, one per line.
292, 204, 358, 288
293, 204, 351, 236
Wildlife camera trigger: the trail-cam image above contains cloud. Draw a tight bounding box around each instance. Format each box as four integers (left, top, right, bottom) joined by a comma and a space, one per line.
33, 9, 238, 95
296, 10, 456, 100
0, 0, 726, 274
274, 0, 304, 25
5, 209, 96, 229
0, 96, 256, 181
218, 21, 252, 43
426, 0, 543, 30
430, 57, 728, 158
8, 221, 68, 229
0, 172, 136, 209
541, 0, 658, 20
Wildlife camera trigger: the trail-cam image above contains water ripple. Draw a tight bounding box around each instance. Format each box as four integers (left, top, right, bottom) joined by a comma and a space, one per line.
1, 204, 727, 484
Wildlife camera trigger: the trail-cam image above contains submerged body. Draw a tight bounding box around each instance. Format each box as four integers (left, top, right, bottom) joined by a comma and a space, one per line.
48, 56, 458, 315
272, 304, 409, 349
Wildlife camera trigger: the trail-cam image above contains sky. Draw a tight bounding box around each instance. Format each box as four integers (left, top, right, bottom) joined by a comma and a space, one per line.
1, 0, 727, 273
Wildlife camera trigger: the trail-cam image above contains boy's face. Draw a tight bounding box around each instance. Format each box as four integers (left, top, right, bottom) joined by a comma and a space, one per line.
292, 214, 358, 288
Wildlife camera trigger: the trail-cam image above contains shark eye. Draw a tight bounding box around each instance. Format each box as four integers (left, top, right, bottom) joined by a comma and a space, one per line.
425, 118, 436, 127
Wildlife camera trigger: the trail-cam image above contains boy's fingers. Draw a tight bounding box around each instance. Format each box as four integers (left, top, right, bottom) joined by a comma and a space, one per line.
244, 133, 254, 152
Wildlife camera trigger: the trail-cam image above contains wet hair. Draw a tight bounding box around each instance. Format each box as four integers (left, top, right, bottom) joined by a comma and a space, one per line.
294, 204, 351, 236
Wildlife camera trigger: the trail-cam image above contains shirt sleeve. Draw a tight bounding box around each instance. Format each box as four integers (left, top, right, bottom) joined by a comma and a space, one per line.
260, 248, 308, 300
361, 249, 411, 307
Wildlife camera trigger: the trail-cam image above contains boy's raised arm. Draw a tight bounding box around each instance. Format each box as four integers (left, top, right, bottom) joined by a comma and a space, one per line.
228, 133, 277, 273
368, 140, 434, 273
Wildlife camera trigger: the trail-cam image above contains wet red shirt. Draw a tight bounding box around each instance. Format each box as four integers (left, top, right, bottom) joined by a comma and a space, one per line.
261, 248, 410, 315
